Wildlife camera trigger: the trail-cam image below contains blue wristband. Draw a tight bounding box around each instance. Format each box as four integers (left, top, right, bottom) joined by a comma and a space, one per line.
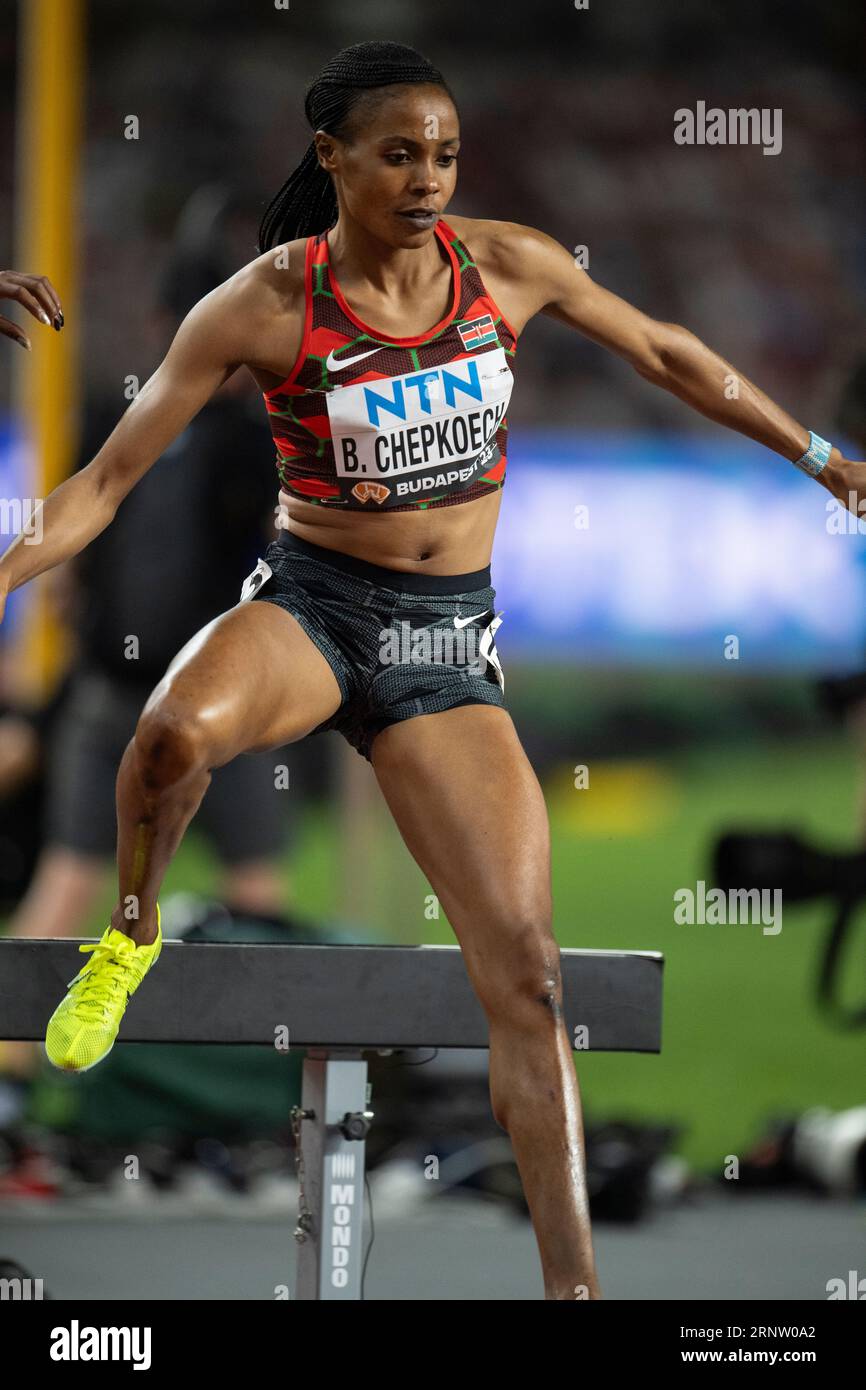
792, 431, 832, 477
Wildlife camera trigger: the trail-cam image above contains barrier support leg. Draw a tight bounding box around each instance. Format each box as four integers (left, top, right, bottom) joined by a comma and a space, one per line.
293, 1048, 371, 1301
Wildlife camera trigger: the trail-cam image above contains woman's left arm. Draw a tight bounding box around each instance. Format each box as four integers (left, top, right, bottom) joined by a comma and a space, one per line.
507, 222, 863, 512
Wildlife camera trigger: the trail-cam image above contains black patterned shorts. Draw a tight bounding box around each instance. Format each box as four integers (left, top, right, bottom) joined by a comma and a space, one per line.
239, 530, 507, 761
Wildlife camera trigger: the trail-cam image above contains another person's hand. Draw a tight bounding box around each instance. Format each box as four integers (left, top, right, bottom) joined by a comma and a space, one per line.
0, 270, 64, 350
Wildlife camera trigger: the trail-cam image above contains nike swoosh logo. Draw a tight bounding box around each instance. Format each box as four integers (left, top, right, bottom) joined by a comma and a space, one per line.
453, 609, 491, 629
240, 559, 272, 603
325, 346, 384, 372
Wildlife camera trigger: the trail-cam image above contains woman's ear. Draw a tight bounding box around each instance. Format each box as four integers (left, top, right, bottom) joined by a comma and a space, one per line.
313, 131, 339, 174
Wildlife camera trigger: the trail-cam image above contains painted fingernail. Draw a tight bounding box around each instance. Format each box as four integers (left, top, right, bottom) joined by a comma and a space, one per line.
16, 338, 31, 350
39, 311, 50, 325
53, 316, 62, 331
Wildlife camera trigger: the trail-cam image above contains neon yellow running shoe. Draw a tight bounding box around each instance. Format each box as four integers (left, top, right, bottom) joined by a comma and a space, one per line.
44, 905, 162, 1072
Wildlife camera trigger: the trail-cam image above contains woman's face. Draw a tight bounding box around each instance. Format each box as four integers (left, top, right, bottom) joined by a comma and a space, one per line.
315, 84, 460, 246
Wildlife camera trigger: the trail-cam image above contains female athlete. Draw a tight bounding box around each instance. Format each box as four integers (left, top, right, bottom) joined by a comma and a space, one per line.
1, 41, 863, 1301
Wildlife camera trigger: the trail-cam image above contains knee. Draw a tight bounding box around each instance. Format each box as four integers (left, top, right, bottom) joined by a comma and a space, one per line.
133, 704, 212, 795
474, 912, 563, 1021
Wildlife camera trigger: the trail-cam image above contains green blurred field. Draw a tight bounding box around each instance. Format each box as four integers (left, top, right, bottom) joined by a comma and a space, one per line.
546, 734, 866, 1174
42, 726, 866, 1176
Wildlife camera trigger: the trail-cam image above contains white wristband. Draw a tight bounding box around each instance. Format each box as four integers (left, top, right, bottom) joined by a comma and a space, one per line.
792, 431, 832, 477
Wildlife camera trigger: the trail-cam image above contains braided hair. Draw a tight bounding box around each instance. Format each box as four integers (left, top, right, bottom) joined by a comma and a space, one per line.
257, 41, 453, 252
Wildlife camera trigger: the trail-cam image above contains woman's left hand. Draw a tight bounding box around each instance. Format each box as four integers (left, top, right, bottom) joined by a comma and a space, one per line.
816, 448, 866, 520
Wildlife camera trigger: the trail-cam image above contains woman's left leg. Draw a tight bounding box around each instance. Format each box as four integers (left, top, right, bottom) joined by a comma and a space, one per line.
370, 703, 601, 1301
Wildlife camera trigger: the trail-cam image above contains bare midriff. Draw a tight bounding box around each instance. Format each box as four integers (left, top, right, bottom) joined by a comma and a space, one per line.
276, 486, 502, 575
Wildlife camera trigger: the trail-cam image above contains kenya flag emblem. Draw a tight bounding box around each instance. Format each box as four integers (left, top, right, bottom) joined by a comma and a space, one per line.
457, 314, 498, 351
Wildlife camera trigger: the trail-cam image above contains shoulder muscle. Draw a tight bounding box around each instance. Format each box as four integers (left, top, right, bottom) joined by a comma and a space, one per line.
450, 216, 667, 370
443, 215, 584, 326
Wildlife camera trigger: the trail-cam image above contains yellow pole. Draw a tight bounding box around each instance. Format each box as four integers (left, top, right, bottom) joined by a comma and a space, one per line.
10, 0, 84, 705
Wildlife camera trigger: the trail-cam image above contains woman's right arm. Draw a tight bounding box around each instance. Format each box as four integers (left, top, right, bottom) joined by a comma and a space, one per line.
0, 272, 255, 609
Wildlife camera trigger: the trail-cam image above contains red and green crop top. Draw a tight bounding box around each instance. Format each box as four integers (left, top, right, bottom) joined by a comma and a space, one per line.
262, 217, 517, 511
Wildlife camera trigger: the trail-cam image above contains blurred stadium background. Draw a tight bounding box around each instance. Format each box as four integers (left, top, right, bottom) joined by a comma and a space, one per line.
0, 0, 864, 1300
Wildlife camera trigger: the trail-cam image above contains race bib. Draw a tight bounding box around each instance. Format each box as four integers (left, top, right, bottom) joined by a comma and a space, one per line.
325, 347, 513, 508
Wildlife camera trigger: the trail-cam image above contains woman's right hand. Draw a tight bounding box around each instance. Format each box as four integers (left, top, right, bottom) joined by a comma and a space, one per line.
0, 269, 64, 350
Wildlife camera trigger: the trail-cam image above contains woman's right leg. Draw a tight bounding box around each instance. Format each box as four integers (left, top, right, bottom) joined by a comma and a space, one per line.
108, 600, 343, 944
